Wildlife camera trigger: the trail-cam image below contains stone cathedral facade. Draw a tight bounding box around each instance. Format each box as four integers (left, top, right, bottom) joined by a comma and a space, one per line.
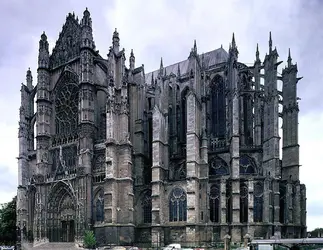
16, 9, 307, 247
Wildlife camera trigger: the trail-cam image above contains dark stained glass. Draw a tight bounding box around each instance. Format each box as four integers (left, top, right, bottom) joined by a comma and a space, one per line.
169, 187, 187, 222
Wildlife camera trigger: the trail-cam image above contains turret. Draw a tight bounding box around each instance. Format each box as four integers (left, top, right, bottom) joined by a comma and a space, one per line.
281, 48, 300, 181
26, 68, 33, 90
38, 32, 49, 69
227, 33, 241, 242
253, 44, 262, 146
80, 7, 95, 49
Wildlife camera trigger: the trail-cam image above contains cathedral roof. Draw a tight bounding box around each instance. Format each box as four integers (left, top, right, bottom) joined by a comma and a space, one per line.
145, 47, 228, 85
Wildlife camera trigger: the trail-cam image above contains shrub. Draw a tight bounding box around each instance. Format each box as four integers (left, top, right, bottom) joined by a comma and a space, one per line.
83, 230, 96, 249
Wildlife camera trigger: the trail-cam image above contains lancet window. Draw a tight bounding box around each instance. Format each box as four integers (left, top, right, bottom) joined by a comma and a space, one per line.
279, 183, 287, 224
254, 182, 264, 222
142, 190, 152, 223
209, 184, 221, 223
169, 187, 187, 222
210, 75, 226, 139
240, 182, 248, 223
95, 189, 104, 222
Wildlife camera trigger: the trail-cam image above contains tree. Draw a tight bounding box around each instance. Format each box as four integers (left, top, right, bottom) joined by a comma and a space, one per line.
0, 196, 17, 245
83, 230, 96, 249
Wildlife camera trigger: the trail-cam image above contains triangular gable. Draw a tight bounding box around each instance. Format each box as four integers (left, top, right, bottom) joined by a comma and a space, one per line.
50, 13, 82, 69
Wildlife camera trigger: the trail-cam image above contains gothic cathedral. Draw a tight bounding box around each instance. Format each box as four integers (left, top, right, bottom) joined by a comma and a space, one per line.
16, 9, 307, 247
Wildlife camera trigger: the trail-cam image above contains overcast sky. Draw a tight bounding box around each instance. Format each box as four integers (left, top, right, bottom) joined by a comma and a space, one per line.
0, 0, 322, 231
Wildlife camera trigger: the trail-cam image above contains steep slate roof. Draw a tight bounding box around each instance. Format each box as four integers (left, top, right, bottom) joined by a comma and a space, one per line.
145, 47, 228, 85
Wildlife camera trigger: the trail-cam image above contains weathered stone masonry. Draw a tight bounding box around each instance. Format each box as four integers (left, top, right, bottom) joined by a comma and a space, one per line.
16, 9, 306, 247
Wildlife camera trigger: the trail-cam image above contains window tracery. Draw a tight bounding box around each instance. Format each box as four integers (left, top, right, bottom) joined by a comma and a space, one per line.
55, 82, 79, 138
209, 157, 229, 176
209, 184, 220, 223
142, 190, 152, 223
93, 154, 105, 173
254, 182, 263, 222
169, 187, 187, 222
210, 75, 226, 139
240, 182, 248, 223
239, 155, 256, 175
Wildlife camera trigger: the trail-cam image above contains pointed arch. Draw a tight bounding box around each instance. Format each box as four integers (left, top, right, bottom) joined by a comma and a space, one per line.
254, 182, 264, 222
210, 75, 226, 138
209, 156, 229, 176
94, 188, 104, 223
47, 180, 77, 242
239, 155, 257, 175
180, 87, 190, 146
169, 187, 187, 222
142, 190, 152, 223
54, 70, 79, 139
240, 182, 248, 223
209, 183, 221, 223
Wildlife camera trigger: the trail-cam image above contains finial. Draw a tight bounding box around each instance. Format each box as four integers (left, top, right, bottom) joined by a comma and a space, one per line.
256, 43, 259, 60
41, 31, 47, 41
160, 57, 163, 69
232, 33, 236, 48
287, 48, 292, 67
269, 31, 272, 53
221, 44, 223, 49
177, 63, 181, 77
130, 49, 134, 57
193, 39, 197, 53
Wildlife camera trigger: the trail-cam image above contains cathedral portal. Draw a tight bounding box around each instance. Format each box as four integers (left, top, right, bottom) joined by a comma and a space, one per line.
47, 181, 76, 242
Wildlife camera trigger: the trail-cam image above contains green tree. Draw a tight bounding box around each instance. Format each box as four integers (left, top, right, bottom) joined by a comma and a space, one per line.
0, 196, 17, 245
83, 230, 96, 249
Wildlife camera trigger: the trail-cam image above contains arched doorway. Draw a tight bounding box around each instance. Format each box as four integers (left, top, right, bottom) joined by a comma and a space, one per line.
47, 181, 76, 242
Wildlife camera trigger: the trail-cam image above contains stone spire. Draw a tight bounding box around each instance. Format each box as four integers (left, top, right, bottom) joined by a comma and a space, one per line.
38, 32, 49, 69
112, 28, 120, 52
129, 49, 135, 70
256, 43, 260, 62
193, 39, 197, 54
287, 48, 292, 67
159, 57, 164, 77
229, 32, 238, 58
269, 31, 272, 53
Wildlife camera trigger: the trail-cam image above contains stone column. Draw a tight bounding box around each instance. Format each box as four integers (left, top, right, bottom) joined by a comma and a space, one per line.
186, 92, 200, 244
151, 106, 167, 247
248, 180, 254, 223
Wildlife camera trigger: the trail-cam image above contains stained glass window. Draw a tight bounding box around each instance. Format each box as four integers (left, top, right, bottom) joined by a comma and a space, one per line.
169, 187, 187, 222
142, 190, 152, 223
239, 155, 256, 175
254, 182, 263, 222
209, 184, 220, 223
209, 157, 229, 176
279, 184, 287, 223
210, 75, 226, 138
240, 183, 248, 223
55, 82, 79, 137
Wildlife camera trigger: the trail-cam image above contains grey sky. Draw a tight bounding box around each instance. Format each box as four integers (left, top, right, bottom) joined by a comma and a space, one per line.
0, 0, 322, 230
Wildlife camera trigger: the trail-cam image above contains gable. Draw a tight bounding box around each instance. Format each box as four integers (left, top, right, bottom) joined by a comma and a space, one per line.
49, 13, 82, 69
